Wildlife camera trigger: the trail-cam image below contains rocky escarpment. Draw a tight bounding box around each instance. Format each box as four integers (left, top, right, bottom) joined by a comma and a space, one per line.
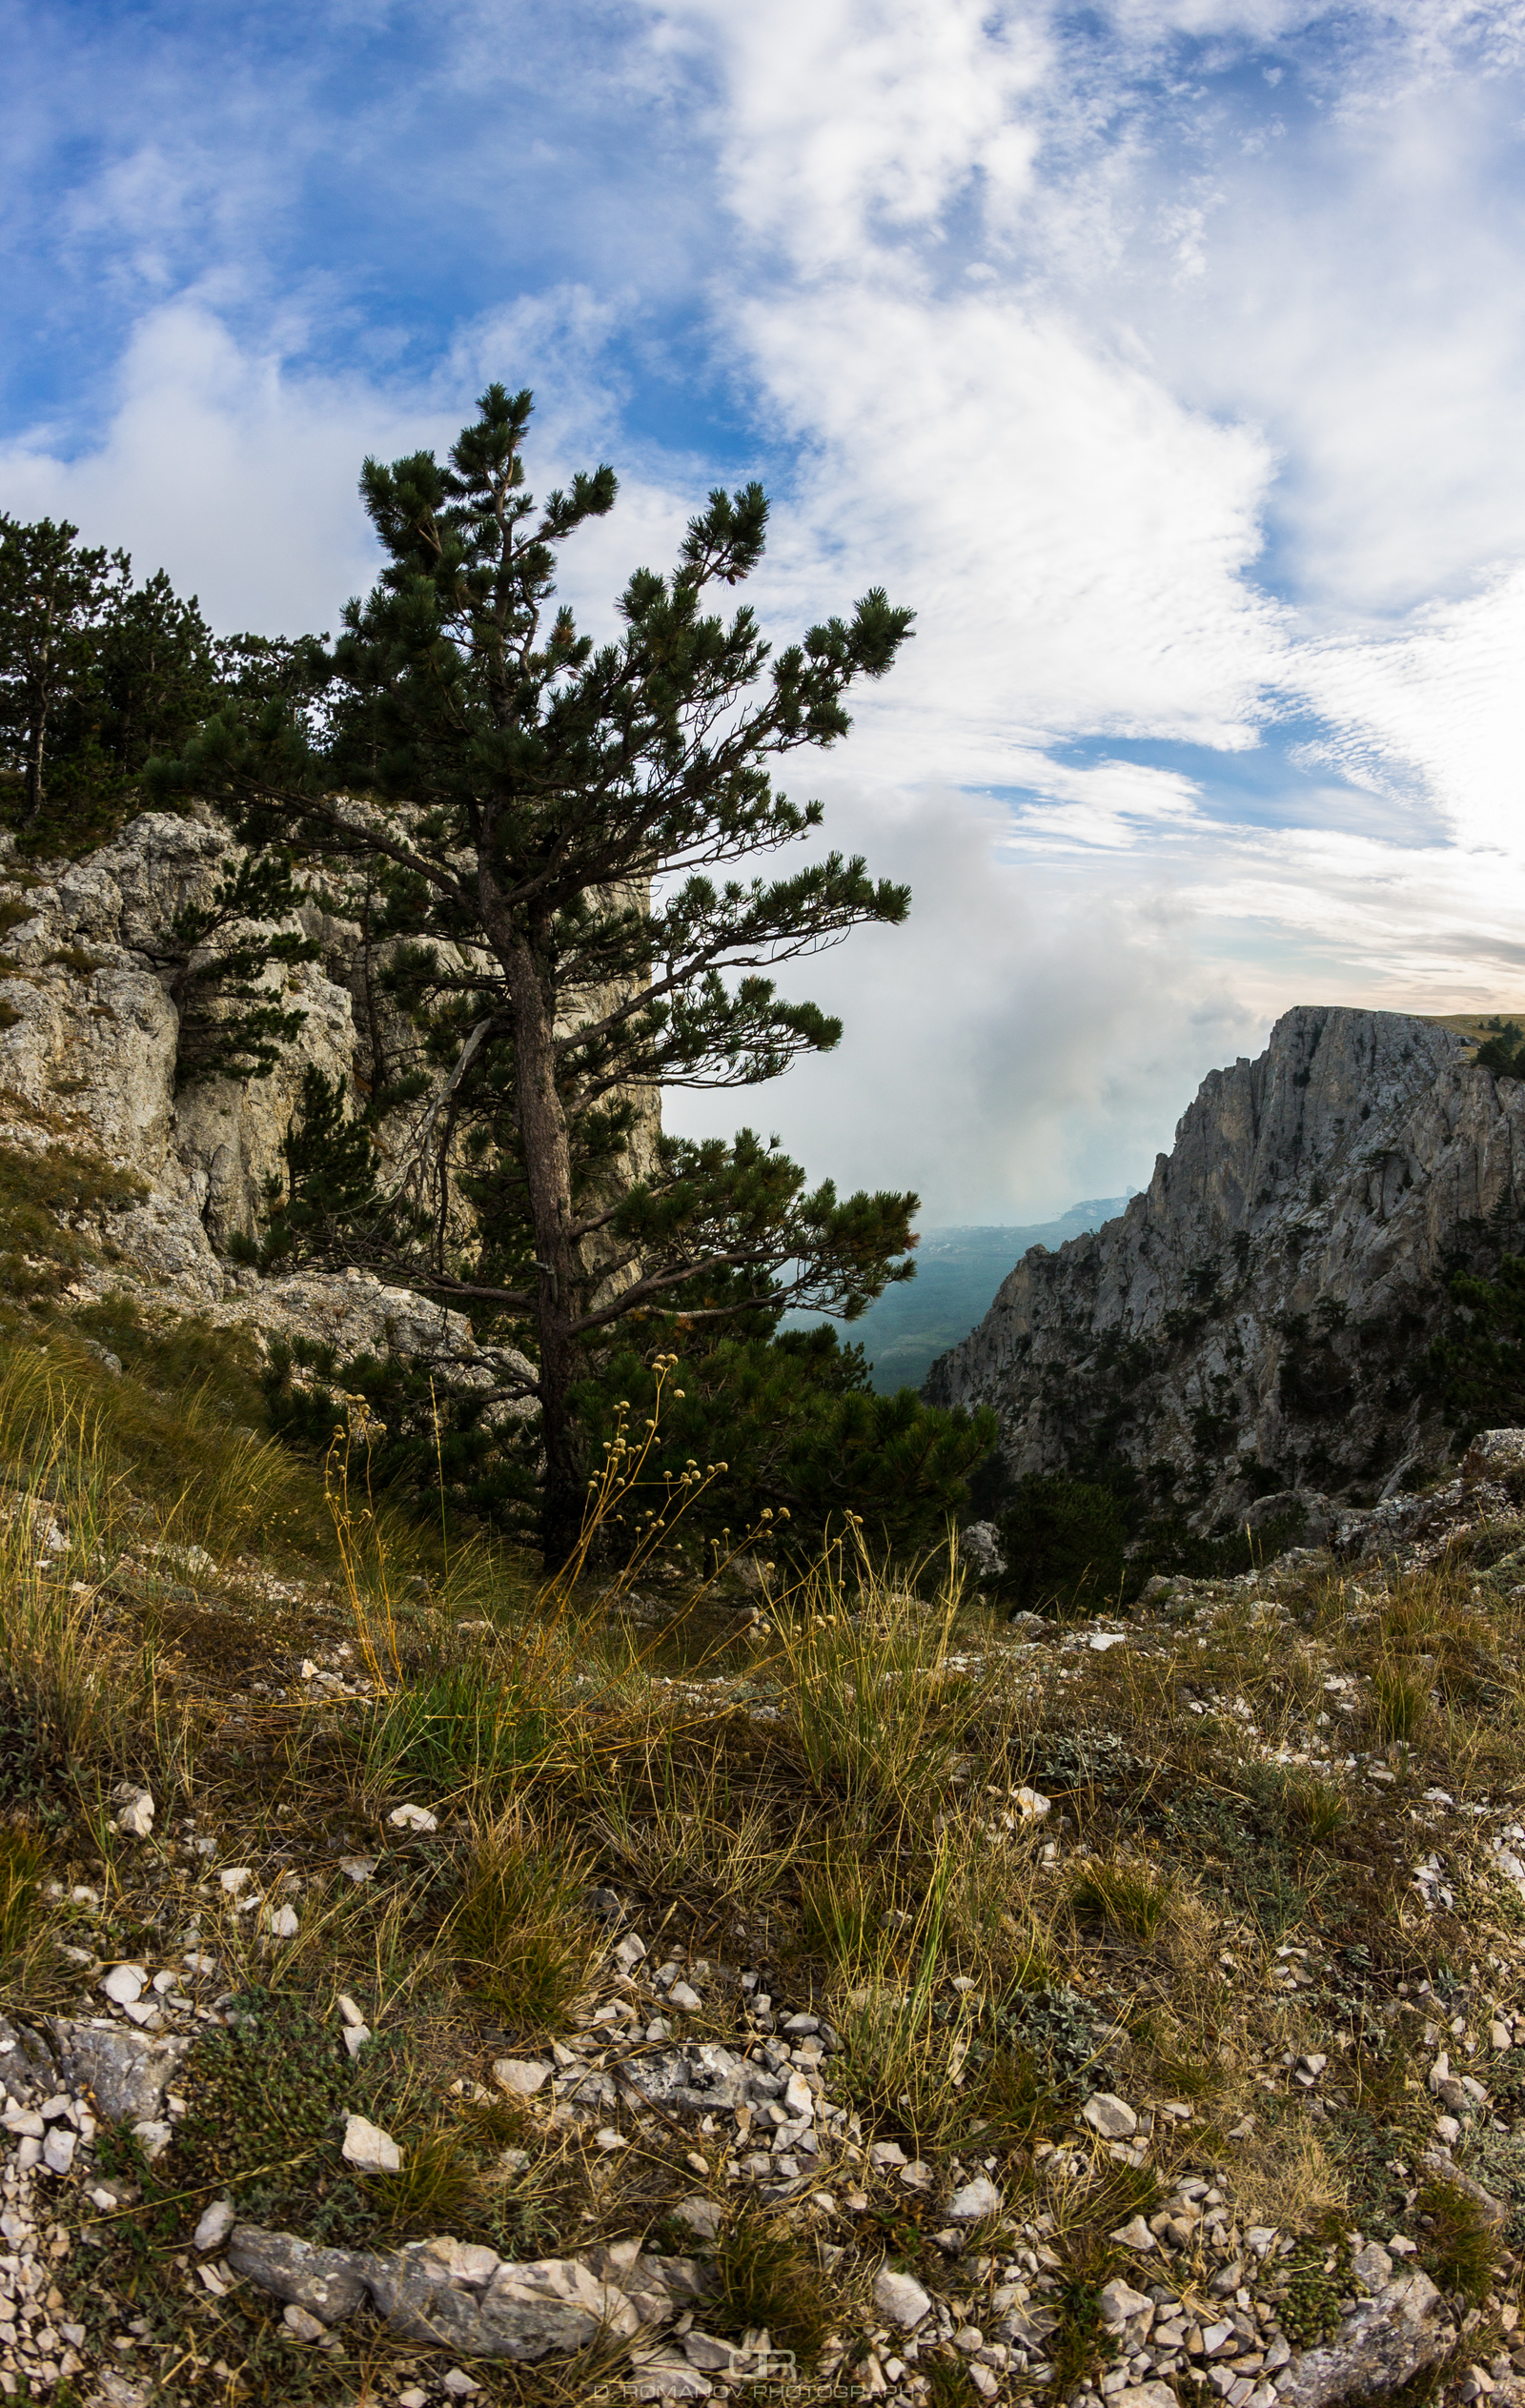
0, 808, 654, 1393
925, 1005, 1525, 1520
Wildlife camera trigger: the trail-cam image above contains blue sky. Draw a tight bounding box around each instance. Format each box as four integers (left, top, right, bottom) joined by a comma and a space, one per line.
6, 1, 1525, 1221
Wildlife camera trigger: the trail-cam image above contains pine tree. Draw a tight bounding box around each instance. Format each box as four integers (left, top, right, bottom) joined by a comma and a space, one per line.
154, 385, 922, 1565
0, 516, 129, 821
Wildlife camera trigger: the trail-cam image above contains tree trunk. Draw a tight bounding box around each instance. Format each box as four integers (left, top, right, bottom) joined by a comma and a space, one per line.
23, 704, 46, 825
505, 931, 585, 1570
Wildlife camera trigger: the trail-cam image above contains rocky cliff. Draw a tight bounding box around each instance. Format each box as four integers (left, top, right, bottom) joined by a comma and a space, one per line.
925, 1005, 1525, 1518
0, 808, 660, 1391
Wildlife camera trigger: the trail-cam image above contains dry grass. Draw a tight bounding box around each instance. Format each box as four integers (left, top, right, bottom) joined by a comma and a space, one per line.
6, 1301, 1525, 2402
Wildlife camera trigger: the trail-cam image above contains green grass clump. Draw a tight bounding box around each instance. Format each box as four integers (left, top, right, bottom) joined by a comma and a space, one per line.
0, 1825, 46, 1981
363, 1659, 551, 1795
1067, 1855, 1171, 1941
712, 2205, 831, 2362
366, 2129, 483, 2236
1372, 1661, 1431, 1745
1417, 2175, 1502, 2304
0, 1138, 146, 1298
451, 1810, 600, 2037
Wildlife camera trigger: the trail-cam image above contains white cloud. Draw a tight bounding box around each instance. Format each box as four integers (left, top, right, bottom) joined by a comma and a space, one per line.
0, 304, 404, 632
10, 0, 1525, 1226
668, 779, 1267, 1220
740, 282, 1283, 767
656, 0, 1049, 269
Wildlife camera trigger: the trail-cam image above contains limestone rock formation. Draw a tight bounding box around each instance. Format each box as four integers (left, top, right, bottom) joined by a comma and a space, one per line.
925, 1005, 1525, 1519
0, 808, 654, 1396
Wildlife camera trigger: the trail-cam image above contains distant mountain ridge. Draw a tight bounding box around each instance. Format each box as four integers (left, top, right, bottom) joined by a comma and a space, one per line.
816, 1199, 1133, 1394
923, 1005, 1525, 1519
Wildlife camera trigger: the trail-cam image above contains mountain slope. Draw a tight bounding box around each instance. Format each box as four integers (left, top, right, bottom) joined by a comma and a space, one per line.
924, 1005, 1525, 1517
812, 1202, 1132, 1393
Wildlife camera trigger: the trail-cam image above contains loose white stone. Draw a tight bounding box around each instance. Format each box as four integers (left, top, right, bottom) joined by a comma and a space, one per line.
1100, 2277, 1153, 2328
1083, 2093, 1138, 2140
115, 1790, 155, 1839
341, 2113, 400, 2173
783, 2070, 815, 2122
493, 2058, 551, 2097
264, 1905, 299, 1939
441, 2374, 481, 2399
1110, 2216, 1157, 2254
336, 1994, 367, 2029
337, 1857, 377, 1884
595, 2127, 628, 2151
341, 2024, 372, 2059
873, 2266, 932, 2328
948, 2175, 1003, 2223
217, 1867, 253, 1895
668, 1980, 702, 2012
283, 2303, 328, 2342
42, 2128, 75, 2174
193, 2198, 235, 2253
614, 1932, 647, 1972
387, 1803, 438, 1832
100, 1963, 148, 2007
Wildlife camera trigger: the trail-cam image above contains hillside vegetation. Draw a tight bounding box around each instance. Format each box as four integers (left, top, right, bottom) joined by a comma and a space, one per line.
2, 1294, 1524, 2408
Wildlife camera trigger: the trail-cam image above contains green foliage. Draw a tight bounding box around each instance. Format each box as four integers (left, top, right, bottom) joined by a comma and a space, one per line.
151, 383, 918, 1563
1474, 1021, 1525, 1079
0, 516, 316, 849
260, 1336, 539, 1536
234, 1065, 379, 1268
1427, 1253, 1525, 1442
996, 1984, 1107, 2098
0, 515, 131, 825
152, 849, 320, 1085
576, 1322, 997, 1560
996, 1476, 1128, 1616
1276, 2234, 1352, 2346
173, 1987, 359, 2230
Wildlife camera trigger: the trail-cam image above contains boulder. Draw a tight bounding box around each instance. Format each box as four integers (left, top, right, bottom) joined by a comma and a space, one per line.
1271, 2267, 1452, 2407
959, 1520, 1006, 1578
226, 2225, 643, 2360
226, 2227, 376, 2323
51, 2019, 189, 2123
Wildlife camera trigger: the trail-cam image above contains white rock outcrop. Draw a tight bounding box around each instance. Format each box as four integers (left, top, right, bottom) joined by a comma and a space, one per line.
0, 810, 606, 1398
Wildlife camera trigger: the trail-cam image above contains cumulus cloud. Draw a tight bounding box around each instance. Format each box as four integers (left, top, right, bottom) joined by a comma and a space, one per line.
8, 0, 1525, 1223
669, 778, 1267, 1221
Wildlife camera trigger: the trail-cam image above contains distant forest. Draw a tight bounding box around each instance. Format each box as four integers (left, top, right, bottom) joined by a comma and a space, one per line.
792, 1200, 1134, 1394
